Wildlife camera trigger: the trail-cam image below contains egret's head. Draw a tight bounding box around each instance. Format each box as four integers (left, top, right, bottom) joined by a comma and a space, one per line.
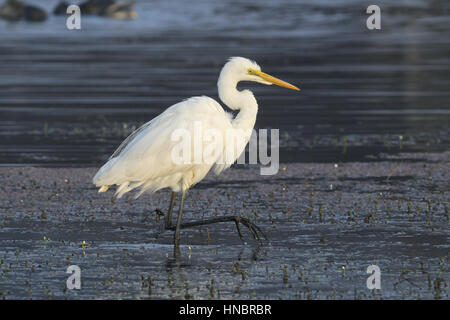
220, 57, 299, 91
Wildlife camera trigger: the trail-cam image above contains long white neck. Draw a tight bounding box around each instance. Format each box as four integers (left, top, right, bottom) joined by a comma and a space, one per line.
217, 73, 258, 132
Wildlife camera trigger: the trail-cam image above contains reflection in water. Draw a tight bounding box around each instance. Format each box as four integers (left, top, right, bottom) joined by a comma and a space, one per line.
165, 252, 186, 299
159, 244, 265, 299
0, 0, 448, 165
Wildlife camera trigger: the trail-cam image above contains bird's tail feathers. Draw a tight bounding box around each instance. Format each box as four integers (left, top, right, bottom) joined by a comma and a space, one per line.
92, 157, 122, 186
98, 185, 110, 193
113, 181, 130, 199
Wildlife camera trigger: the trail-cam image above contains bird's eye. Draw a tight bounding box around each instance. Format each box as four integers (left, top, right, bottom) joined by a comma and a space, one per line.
248, 69, 258, 75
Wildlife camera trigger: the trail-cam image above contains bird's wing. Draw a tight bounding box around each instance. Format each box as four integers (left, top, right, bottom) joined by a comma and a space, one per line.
93, 96, 230, 187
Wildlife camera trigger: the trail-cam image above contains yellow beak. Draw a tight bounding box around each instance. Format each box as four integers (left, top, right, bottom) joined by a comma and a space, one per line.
248, 69, 300, 91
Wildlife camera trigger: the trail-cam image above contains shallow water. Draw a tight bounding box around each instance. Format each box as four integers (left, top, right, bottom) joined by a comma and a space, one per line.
0, 0, 449, 300
0, 0, 449, 165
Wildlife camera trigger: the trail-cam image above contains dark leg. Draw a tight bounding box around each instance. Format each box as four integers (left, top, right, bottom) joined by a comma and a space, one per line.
167, 215, 267, 241
173, 190, 186, 248
165, 192, 177, 229
165, 190, 267, 245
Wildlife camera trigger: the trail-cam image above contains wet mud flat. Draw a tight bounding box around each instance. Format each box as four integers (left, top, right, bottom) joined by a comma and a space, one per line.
0, 151, 448, 299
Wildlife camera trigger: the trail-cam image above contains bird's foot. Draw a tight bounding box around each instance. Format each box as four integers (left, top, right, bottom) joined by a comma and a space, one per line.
153, 208, 165, 217
231, 216, 268, 241
165, 215, 268, 242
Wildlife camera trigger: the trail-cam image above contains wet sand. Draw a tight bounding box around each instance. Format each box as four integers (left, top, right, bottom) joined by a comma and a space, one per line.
0, 151, 448, 299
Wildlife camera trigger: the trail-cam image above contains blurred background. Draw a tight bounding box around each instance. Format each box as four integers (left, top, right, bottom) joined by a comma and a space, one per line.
0, 0, 449, 166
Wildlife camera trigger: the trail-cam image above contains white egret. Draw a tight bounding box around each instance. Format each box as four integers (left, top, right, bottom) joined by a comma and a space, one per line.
93, 57, 299, 248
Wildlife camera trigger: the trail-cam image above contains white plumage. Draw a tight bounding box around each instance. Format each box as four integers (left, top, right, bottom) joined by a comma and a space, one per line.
94, 96, 236, 198
93, 57, 298, 200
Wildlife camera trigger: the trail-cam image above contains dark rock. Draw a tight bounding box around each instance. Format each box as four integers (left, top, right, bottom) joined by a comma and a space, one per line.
79, 0, 114, 15
0, 0, 47, 22
100, 2, 136, 19
0, 0, 24, 21
23, 4, 47, 21
53, 1, 69, 15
